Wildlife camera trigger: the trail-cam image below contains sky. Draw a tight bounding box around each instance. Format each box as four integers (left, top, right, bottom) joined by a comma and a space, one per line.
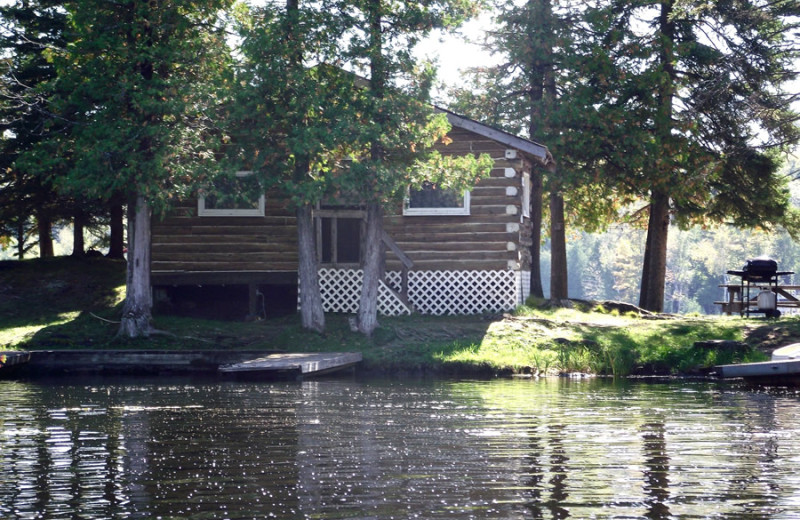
415, 13, 497, 103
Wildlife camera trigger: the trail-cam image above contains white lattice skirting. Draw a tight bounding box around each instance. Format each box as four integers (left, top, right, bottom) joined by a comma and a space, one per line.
313, 268, 527, 316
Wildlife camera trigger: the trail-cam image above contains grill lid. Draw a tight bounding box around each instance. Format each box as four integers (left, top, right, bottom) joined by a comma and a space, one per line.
740, 256, 778, 281
743, 256, 778, 276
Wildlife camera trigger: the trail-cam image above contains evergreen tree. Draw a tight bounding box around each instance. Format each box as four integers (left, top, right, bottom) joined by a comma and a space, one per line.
232, 0, 360, 333
450, 0, 614, 303
337, 0, 492, 335
0, 0, 69, 259
45, 0, 234, 337
580, 0, 800, 312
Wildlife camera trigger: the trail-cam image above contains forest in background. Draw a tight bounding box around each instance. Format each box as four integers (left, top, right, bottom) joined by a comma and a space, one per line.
543, 157, 800, 314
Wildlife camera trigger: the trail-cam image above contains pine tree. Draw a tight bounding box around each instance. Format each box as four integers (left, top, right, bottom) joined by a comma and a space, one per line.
48, 0, 234, 337
0, 0, 69, 259
581, 0, 800, 312
339, 0, 491, 335
450, 0, 617, 303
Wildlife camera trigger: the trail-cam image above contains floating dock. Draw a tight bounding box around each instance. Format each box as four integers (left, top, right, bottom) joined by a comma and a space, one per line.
716, 358, 800, 384
219, 352, 362, 377
0, 350, 360, 379
0, 351, 31, 370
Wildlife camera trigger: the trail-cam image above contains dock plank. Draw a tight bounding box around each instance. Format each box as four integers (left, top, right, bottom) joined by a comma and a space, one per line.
0, 351, 31, 369
716, 359, 800, 379
219, 352, 362, 376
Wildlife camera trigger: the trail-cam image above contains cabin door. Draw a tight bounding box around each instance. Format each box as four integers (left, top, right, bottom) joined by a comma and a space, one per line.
315, 211, 364, 266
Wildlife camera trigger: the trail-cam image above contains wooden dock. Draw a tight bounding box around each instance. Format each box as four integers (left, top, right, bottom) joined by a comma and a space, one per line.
219, 352, 362, 377
716, 358, 800, 384
0, 351, 31, 370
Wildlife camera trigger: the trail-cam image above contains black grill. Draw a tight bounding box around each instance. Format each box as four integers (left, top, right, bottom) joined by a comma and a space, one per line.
726, 256, 793, 318
741, 257, 778, 282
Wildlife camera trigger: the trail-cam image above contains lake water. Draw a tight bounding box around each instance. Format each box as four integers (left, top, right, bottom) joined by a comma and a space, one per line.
2, 376, 800, 519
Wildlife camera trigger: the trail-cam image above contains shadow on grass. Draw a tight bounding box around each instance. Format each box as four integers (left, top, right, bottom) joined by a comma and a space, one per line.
1, 257, 126, 345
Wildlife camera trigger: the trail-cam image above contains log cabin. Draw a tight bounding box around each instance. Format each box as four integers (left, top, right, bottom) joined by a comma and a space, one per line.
150, 108, 554, 320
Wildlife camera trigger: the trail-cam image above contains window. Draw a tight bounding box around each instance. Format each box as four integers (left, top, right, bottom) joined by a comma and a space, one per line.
403, 181, 470, 216
198, 171, 265, 217
319, 217, 361, 265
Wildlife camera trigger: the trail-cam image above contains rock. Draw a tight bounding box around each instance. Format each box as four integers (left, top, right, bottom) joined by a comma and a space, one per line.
693, 340, 748, 351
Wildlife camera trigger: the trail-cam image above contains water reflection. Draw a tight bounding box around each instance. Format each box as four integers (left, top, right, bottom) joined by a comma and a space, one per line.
641, 421, 670, 519
2, 377, 800, 519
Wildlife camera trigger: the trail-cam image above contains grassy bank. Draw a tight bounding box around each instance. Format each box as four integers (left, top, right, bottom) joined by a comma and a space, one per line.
3, 256, 796, 377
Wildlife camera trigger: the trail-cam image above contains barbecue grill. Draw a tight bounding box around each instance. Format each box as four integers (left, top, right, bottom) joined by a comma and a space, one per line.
726, 256, 793, 317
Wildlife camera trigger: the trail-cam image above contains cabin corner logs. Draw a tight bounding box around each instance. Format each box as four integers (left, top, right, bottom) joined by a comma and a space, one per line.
151, 116, 548, 319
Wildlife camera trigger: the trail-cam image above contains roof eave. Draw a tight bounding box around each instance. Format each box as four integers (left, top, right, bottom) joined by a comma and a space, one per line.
436, 107, 555, 169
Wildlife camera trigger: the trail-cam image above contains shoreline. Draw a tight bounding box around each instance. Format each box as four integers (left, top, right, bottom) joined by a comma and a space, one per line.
0, 348, 719, 382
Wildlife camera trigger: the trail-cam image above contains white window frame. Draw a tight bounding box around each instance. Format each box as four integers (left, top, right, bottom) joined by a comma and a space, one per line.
198, 171, 265, 217
403, 187, 471, 216
522, 171, 531, 219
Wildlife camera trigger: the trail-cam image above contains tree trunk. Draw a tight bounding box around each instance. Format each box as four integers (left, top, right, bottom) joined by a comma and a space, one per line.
72, 211, 86, 256
526, 0, 555, 300
638, 191, 670, 312
638, 0, 675, 313
296, 203, 325, 333
549, 189, 568, 303
37, 211, 53, 258
356, 0, 385, 337
528, 168, 544, 298
357, 202, 383, 336
638, 209, 652, 308
15, 219, 26, 260
108, 200, 125, 258
119, 193, 153, 338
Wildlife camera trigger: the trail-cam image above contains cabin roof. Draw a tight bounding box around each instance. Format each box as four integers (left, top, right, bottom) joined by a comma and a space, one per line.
435, 106, 555, 168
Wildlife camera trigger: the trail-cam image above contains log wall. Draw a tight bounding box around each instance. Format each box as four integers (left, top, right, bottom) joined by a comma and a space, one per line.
151, 199, 298, 284
151, 126, 535, 285
383, 127, 534, 273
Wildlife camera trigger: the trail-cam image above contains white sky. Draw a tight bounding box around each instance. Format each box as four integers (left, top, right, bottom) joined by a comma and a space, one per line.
415, 13, 497, 102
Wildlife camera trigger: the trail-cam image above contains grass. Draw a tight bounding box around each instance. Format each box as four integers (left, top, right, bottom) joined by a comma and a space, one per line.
2, 256, 791, 377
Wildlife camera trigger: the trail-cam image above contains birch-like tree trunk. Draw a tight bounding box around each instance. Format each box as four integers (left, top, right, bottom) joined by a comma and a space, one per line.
296, 203, 325, 333
358, 202, 383, 336
119, 194, 152, 338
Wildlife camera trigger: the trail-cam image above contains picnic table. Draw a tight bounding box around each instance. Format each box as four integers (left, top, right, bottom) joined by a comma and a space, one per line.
717, 277, 799, 317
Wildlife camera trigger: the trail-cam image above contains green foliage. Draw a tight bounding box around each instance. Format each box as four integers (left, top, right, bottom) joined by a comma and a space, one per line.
229, 0, 490, 211
449, 0, 626, 233
0, 0, 76, 258
565, 206, 800, 314
42, 0, 235, 215
329, 0, 490, 207
576, 0, 800, 229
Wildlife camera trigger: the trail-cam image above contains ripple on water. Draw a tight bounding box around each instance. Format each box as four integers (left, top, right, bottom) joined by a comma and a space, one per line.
2, 378, 800, 519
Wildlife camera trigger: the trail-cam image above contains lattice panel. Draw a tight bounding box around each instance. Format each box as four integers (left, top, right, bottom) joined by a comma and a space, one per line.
317, 268, 411, 316
310, 268, 521, 316
407, 270, 518, 315
518, 270, 530, 304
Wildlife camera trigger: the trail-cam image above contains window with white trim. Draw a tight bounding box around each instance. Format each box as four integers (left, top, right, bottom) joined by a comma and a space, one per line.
198, 171, 265, 217
403, 181, 470, 216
